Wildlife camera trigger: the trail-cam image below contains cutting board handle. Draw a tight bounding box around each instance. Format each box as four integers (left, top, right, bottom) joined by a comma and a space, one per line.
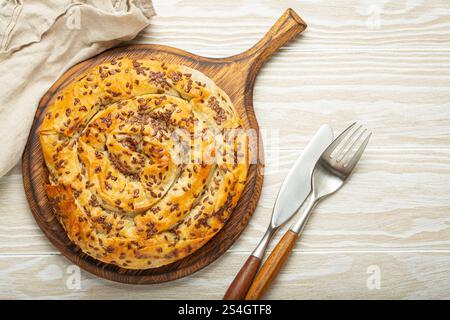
233, 8, 307, 72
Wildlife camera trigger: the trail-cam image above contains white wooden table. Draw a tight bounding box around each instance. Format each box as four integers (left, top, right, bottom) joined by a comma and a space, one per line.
1, 0, 450, 299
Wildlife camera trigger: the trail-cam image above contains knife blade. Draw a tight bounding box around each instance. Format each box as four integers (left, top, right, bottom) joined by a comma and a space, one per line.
270, 124, 334, 229
223, 124, 333, 300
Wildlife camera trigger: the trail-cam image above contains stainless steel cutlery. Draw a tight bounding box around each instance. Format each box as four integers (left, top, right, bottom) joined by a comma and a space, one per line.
223, 124, 334, 300
244, 122, 371, 299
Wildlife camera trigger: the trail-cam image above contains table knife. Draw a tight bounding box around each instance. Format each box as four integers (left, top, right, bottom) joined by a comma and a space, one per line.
223, 124, 333, 300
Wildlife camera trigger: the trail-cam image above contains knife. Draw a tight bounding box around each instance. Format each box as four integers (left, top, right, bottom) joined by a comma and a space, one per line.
223, 124, 333, 300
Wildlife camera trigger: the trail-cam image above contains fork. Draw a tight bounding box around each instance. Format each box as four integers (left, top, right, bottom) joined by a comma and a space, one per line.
244, 123, 371, 300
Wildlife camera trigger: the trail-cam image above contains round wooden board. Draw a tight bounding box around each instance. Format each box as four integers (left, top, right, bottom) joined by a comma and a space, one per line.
22, 9, 306, 284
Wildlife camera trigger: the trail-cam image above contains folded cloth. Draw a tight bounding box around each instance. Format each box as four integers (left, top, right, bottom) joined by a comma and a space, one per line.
0, 0, 155, 177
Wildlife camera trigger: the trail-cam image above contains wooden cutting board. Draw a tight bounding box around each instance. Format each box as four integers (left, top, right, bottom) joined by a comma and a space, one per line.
22, 9, 306, 284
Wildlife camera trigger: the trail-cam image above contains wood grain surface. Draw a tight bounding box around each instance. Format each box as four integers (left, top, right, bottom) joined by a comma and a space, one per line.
1, 0, 450, 298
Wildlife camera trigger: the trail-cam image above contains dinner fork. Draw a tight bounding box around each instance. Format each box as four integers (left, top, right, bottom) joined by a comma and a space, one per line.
245, 123, 371, 300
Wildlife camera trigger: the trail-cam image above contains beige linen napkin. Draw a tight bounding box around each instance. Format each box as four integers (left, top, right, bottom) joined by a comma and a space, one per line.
0, 0, 155, 177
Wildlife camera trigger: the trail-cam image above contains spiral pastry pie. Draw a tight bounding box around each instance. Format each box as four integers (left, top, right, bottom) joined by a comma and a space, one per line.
40, 57, 248, 269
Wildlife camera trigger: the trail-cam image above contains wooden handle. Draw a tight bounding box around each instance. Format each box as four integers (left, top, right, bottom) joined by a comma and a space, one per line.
245, 230, 299, 300
235, 8, 307, 68
223, 255, 261, 300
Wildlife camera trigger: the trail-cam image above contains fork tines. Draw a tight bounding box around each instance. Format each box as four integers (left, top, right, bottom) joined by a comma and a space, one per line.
325, 123, 372, 172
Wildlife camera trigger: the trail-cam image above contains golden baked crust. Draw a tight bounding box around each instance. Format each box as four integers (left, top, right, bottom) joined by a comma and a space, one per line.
39, 57, 248, 269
